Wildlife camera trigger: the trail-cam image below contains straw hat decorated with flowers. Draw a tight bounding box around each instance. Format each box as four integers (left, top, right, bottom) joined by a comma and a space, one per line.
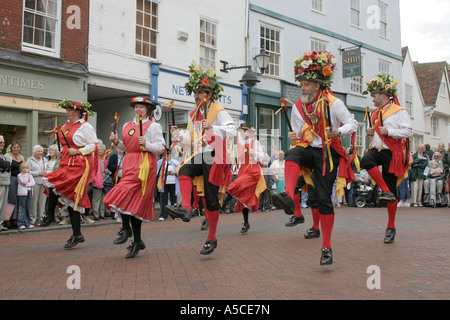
294, 51, 337, 89
184, 61, 223, 101
362, 74, 399, 97
58, 99, 95, 120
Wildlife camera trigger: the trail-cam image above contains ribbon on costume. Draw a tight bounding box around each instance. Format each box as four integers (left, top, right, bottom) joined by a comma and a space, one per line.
276, 98, 294, 132
45, 126, 62, 151
103, 113, 120, 159
156, 148, 167, 191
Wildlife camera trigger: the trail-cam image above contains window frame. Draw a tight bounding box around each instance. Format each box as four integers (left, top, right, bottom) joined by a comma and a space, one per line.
21, 0, 62, 58
311, 0, 325, 14
135, 0, 159, 60
199, 18, 218, 71
431, 116, 439, 137
350, 0, 362, 28
378, 1, 389, 39
259, 23, 282, 77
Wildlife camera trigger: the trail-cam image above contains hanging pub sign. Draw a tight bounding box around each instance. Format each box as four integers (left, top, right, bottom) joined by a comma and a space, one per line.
342, 47, 361, 78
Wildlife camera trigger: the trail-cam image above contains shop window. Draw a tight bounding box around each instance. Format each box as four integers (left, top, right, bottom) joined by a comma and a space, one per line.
257, 107, 281, 156
38, 113, 66, 151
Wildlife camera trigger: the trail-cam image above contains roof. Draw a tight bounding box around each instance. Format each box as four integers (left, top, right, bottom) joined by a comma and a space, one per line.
413, 61, 448, 105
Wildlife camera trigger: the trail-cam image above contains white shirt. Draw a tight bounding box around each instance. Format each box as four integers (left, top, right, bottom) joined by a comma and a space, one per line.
117, 117, 166, 156
235, 134, 265, 164
291, 98, 358, 148
66, 119, 98, 155
370, 103, 413, 150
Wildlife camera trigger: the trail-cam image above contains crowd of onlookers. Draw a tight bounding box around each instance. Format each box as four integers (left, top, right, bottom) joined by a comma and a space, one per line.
1, 136, 448, 231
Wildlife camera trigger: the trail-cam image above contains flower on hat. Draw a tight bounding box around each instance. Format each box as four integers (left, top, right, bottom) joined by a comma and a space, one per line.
58, 99, 94, 116
294, 51, 337, 89
362, 74, 399, 96
184, 61, 223, 101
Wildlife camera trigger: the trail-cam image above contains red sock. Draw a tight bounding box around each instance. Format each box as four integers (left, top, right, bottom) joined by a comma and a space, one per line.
311, 208, 320, 230
285, 161, 300, 201
320, 213, 335, 248
206, 210, 219, 241
387, 200, 398, 229
294, 193, 302, 217
178, 175, 193, 211
367, 167, 390, 193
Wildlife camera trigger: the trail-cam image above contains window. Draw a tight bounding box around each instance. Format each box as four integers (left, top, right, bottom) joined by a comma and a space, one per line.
378, 59, 391, 75
440, 82, 447, 97
378, 2, 388, 38
351, 0, 361, 27
356, 123, 366, 157
431, 117, 439, 137
260, 25, 281, 76
404, 84, 413, 116
351, 54, 365, 94
311, 39, 328, 52
200, 19, 217, 71
22, 0, 61, 58
136, 0, 158, 59
257, 107, 281, 155
312, 0, 324, 13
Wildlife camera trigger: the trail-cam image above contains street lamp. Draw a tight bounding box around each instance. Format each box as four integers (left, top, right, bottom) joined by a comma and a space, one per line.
254, 49, 271, 74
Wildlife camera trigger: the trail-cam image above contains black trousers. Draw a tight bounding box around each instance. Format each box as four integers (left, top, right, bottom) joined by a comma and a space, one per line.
160, 184, 177, 219
285, 146, 340, 215
178, 151, 221, 212
361, 148, 398, 196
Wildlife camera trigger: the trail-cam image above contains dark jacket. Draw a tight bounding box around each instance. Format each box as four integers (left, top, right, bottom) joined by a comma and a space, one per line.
410, 152, 429, 181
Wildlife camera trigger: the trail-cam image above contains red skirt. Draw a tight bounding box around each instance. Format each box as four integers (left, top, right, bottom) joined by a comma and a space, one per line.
104, 151, 157, 221
226, 163, 261, 212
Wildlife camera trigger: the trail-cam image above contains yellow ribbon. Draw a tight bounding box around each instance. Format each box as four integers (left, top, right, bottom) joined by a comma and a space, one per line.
138, 152, 150, 196
318, 92, 333, 173
73, 156, 90, 211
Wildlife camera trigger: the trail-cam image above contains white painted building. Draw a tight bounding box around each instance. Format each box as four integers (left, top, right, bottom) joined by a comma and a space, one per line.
245, 0, 403, 153
88, 0, 248, 144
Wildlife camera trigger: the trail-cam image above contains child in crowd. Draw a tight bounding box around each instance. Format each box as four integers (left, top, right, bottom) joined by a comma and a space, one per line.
17, 162, 35, 230
429, 161, 443, 177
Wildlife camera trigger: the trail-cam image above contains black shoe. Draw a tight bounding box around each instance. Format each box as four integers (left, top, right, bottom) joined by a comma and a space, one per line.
125, 240, 146, 259
190, 207, 199, 218
40, 216, 52, 227
240, 223, 250, 234
271, 192, 295, 215
64, 234, 85, 249
320, 247, 333, 265
285, 215, 305, 227
200, 219, 209, 231
304, 227, 320, 239
379, 192, 396, 203
200, 239, 217, 255
384, 227, 396, 243
166, 205, 191, 222
113, 228, 132, 245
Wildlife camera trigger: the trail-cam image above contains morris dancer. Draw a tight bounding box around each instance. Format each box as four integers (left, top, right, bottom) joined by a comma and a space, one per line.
166, 62, 236, 255
361, 74, 413, 243
226, 123, 266, 234
272, 51, 358, 265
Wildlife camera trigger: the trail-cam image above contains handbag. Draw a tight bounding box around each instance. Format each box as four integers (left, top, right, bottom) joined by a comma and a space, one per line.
4, 203, 15, 221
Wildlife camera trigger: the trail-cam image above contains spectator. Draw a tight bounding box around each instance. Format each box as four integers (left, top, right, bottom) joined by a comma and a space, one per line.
4, 141, 25, 228
410, 145, 429, 207
424, 144, 434, 162
157, 149, 180, 221
423, 152, 445, 204
91, 141, 107, 220
437, 142, 446, 158
0, 135, 11, 231
16, 162, 35, 230
27, 145, 49, 225
397, 151, 413, 207
270, 150, 285, 193
40, 144, 61, 227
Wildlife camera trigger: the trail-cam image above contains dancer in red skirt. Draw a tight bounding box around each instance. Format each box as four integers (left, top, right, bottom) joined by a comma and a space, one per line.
104, 97, 165, 258
226, 123, 266, 234
43, 99, 97, 249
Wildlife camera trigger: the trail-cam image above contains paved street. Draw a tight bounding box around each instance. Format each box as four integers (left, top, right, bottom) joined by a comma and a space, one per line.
0, 205, 449, 303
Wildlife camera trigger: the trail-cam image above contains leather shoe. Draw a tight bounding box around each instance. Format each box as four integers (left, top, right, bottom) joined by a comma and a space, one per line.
304, 227, 320, 239
271, 192, 295, 215
240, 223, 250, 234
200, 239, 217, 255
320, 247, 333, 265
285, 215, 305, 227
64, 234, 85, 249
125, 240, 146, 259
379, 191, 396, 203
200, 219, 209, 230
113, 228, 132, 245
384, 227, 396, 243
40, 216, 52, 227
166, 205, 191, 222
